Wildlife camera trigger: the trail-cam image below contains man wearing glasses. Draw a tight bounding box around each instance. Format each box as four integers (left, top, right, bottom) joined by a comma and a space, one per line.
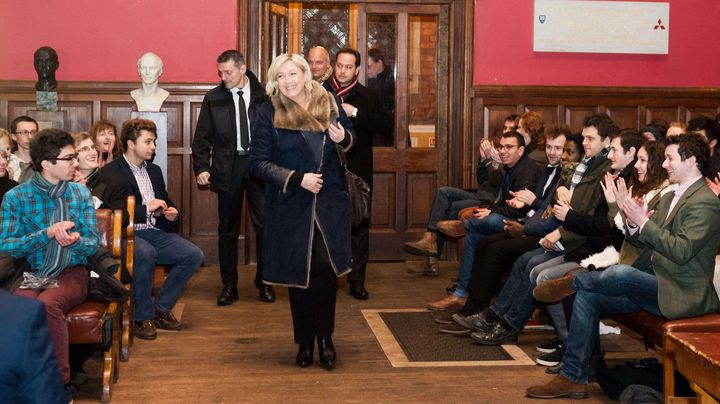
0, 129, 99, 397
8, 115, 39, 183
427, 131, 543, 310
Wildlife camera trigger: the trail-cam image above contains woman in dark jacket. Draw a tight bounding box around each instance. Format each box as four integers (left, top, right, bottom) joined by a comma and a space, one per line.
250, 53, 353, 370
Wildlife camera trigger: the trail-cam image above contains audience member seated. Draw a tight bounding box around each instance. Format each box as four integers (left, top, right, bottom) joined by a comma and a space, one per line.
0, 128, 100, 396
89, 119, 122, 168
71, 131, 125, 210
100, 118, 203, 340
462, 114, 616, 347
666, 121, 686, 138
0, 146, 18, 202
687, 116, 720, 178
427, 130, 543, 310
404, 114, 519, 275
517, 111, 549, 165
8, 115, 39, 183
436, 125, 577, 333
527, 133, 720, 399
0, 289, 67, 403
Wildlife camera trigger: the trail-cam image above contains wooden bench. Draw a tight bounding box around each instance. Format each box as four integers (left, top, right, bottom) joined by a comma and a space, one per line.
663, 321, 720, 403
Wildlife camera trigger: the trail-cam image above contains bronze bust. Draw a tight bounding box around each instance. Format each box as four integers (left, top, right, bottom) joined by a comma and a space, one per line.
34, 46, 59, 92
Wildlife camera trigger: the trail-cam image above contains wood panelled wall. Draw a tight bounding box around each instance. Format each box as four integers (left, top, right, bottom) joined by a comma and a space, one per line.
0, 81, 255, 265
463, 86, 720, 189
2, 82, 718, 263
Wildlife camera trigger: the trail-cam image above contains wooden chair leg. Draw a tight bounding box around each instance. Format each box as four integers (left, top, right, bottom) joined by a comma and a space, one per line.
120, 298, 133, 362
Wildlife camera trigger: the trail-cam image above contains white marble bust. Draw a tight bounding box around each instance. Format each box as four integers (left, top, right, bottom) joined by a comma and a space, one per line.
130, 52, 170, 112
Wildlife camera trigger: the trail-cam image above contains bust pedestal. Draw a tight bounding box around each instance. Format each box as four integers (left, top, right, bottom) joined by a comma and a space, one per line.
131, 111, 168, 184
26, 110, 67, 131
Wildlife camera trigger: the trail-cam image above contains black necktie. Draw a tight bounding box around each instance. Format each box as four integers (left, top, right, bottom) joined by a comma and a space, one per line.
545, 165, 556, 176
238, 90, 250, 150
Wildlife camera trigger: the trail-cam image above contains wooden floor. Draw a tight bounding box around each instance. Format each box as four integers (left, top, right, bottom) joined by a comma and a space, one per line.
75, 261, 653, 403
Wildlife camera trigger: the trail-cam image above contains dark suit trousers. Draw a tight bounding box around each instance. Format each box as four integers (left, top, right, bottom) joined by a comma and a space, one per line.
464, 234, 540, 314
348, 217, 370, 284
288, 228, 337, 345
217, 154, 265, 288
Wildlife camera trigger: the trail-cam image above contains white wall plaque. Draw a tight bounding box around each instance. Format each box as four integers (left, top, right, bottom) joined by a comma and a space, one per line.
534, 0, 669, 54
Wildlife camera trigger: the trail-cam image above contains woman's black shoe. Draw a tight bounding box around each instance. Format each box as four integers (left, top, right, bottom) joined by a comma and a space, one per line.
296, 343, 313, 368
317, 337, 336, 370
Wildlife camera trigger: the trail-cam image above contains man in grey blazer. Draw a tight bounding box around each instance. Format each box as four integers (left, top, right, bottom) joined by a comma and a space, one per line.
527, 133, 720, 399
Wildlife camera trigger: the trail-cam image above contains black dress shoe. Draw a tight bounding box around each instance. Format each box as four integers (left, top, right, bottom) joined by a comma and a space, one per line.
217, 286, 239, 306
258, 284, 275, 303
349, 282, 369, 300
317, 337, 336, 370
153, 309, 181, 330
470, 322, 518, 345
296, 343, 314, 368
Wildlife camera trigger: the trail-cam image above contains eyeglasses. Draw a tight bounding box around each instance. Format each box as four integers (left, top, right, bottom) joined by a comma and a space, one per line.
14, 130, 37, 137
49, 154, 78, 162
77, 145, 97, 154
498, 144, 519, 151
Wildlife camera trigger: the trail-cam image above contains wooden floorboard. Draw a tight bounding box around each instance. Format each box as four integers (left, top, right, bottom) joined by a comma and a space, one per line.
75, 261, 651, 403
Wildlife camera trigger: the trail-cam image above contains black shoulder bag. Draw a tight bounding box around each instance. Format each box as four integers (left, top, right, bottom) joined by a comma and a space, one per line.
336, 146, 371, 227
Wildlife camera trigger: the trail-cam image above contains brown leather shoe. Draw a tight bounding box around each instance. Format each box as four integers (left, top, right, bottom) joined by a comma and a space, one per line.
154, 310, 181, 330
525, 375, 588, 399
135, 320, 157, 340
436, 220, 466, 237
533, 269, 580, 302
404, 232, 437, 256
427, 294, 467, 311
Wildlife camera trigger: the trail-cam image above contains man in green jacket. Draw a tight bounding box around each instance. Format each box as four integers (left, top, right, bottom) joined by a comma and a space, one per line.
528, 132, 720, 399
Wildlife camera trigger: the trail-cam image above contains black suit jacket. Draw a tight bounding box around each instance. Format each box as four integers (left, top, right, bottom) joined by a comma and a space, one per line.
99, 156, 178, 233
323, 81, 392, 187
192, 70, 268, 192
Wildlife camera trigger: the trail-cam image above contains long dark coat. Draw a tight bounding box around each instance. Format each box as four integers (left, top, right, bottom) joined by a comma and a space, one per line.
250, 82, 354, 288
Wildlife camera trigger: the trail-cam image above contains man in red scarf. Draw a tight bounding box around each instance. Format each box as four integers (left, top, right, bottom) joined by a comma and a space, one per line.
323, 48, 392, 300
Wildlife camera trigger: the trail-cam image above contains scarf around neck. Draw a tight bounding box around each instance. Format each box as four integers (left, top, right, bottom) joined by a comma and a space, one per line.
329, 74, 358, 102
32, 172, 72, 278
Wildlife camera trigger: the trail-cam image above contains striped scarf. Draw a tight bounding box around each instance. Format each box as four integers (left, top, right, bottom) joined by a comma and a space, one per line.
329, 74, 358, 102
32, 172, 72, 278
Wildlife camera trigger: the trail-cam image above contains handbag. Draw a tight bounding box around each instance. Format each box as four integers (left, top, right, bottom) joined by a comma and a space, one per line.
336, 145, 371, 226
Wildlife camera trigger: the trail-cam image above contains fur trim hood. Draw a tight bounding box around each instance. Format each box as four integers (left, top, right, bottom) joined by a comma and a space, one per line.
271, 81, 339, 132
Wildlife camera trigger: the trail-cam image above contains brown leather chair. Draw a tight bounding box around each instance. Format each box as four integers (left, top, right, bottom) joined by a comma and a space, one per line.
66, 207, 124, 403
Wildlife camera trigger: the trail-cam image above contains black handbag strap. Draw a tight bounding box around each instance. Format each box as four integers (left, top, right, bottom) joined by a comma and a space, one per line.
335, 145, 350, 173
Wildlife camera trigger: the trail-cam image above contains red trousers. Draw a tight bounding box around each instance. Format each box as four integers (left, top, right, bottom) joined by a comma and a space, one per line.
15, 266, 88, 384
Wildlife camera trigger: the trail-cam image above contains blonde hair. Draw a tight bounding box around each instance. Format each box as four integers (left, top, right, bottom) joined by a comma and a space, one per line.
71, 131, 93, 146
265, 53, 313, 97
0, 128, 12, 151
668, 121, 687, 131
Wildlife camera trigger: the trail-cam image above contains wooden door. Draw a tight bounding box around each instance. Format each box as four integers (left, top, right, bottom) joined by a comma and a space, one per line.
361, 4, 449, 260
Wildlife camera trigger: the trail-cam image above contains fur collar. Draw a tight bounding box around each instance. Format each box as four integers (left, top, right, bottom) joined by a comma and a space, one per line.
271, 81, 338, 132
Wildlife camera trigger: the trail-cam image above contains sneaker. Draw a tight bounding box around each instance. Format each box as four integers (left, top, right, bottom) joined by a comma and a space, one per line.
438, 322, 471, 334
153, 309, 181, 330
434, 312, 456, 324
536, 338, 561, 353
452, 312, 491, 332
135, 319, 157, 340
536, 345, 564, 367
545, 361, 563, 374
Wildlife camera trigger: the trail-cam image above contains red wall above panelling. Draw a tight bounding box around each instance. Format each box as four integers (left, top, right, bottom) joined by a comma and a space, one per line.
474, 0, 720, 87
0, 0, 237, 83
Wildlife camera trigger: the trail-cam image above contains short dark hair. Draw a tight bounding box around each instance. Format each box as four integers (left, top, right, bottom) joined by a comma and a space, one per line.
565, 134, 585, 158
501, 130, 526, 148
336, 47, 361, 67
639, 125, 661, 142
367, 48, 385, 64
583, 113, 619, 139
616, 129, 646, 154
667, 132, 710, 172
546, 124, 571, 141
29, 128, 74, 172
121, 118, 157, 151
648, 118, 669, 138
687, 116, 720, 149
217, 50, 245, 67
10, 115, 39, 134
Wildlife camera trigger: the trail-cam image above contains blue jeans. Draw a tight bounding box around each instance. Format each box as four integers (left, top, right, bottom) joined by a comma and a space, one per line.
429, 187, 484, 255
489, 247, 562, 330
454, 213, 508, 294
134, 229, 204, 321
561, 264, 660, 383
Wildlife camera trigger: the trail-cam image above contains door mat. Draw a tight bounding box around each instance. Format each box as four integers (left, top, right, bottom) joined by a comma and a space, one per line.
362, 309, 534, 368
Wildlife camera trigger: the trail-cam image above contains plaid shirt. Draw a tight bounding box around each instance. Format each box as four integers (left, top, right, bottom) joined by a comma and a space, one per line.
123, 155, 158, 231
0, 180, 99, 271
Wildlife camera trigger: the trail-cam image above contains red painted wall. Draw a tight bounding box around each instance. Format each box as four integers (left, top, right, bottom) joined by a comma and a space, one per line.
474, 0, 720, 87
0, 0, 237, 83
